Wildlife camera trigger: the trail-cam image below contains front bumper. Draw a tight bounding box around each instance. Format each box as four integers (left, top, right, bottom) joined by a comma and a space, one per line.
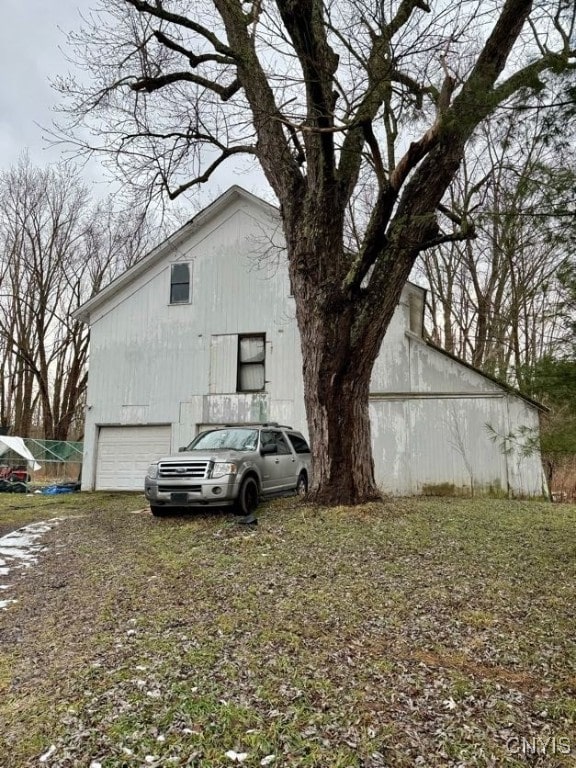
145, 477, 238, 507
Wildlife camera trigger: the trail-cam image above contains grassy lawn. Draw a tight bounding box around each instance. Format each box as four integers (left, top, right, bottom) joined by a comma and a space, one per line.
0, 493, 575, 767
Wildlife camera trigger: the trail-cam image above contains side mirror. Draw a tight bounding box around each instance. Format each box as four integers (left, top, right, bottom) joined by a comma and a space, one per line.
178, 446, 187, 452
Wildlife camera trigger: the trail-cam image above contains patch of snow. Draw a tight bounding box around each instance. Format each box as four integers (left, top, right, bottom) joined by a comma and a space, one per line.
0, 519, 63, 609
0, 548, 39, 562
39, 744, 57, 762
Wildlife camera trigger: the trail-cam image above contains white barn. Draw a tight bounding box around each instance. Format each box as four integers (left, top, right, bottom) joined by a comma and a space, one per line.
75, 186, 547, 497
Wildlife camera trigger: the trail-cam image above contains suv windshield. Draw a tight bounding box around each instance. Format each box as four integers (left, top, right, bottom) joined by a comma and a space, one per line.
187, 428, 259, 452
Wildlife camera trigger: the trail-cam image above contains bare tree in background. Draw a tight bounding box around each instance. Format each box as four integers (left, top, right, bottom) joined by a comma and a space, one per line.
57, 0, 576, 504
0, 157, 150, 440
419, 110, 576, 385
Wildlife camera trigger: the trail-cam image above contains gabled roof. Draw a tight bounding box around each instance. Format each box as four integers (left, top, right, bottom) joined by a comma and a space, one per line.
73, 185, 278, 323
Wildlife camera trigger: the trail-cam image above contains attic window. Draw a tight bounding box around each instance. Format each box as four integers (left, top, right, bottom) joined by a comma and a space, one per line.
237, 334, 266, 392
170, 263, 190, 304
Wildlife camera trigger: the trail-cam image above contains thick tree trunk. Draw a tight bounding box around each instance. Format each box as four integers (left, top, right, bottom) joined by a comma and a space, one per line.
304, 357, 379, 505
299, 302, 381, 504
284, 204, 386, 505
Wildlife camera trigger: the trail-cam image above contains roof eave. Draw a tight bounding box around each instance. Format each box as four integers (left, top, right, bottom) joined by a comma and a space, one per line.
425, 339, 548, 412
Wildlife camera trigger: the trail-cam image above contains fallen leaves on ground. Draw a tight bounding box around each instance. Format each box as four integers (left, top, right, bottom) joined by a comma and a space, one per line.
0, 493, 575, 767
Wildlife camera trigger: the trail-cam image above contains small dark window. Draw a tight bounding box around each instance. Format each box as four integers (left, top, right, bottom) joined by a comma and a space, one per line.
287, 432, 310, 454
170, 263, 190, 304
237, 334, 265, 391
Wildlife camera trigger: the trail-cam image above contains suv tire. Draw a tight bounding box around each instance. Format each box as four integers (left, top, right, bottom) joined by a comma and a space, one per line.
235, 476, 259, 516
150, 505, 168, 517
296, 471, 308, 496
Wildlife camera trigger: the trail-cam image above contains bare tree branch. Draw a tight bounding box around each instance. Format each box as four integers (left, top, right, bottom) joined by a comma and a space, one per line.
131, 70, 241, 101
124, 0, 233, 56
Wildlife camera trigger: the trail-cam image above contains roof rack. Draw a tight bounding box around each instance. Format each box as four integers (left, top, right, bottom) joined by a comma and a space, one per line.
222, 422, 293, 429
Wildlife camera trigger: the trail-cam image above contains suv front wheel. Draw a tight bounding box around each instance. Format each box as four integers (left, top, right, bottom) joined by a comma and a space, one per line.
235, 476, 259, 516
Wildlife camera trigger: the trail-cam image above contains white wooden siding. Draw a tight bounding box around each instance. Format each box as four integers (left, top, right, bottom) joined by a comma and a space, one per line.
370, 393, 544, 496
209, 334, 238, 393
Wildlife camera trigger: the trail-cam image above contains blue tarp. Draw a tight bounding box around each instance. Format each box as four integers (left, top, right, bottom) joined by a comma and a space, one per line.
40, 483, 80, 495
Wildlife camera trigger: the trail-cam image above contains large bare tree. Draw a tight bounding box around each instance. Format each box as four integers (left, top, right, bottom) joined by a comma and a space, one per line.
0, 158, 150, 440
58, 0, 576, 504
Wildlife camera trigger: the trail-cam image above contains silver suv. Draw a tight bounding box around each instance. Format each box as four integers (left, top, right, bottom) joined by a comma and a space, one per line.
145, 423, 311, 516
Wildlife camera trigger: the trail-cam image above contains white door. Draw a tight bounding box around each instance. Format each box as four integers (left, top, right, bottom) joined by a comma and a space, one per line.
96, 425, 172, 490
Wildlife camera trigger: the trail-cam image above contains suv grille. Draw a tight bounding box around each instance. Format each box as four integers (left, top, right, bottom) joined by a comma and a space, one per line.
158, 484, 202, 493
158, 460, 210, 479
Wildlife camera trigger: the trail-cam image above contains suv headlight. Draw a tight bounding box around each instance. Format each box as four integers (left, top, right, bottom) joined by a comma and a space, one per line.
147, 463, 158, 479
211, 462, 238, 479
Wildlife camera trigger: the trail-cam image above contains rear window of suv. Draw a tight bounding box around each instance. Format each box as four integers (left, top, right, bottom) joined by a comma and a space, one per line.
286, 432, 311, 454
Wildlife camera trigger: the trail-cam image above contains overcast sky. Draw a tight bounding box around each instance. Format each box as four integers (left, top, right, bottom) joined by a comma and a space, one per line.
0, 0, 90, 169
0, 0, 267, 205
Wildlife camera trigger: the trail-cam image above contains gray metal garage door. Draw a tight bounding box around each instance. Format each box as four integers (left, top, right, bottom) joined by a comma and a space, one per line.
96, 425, 172, 490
